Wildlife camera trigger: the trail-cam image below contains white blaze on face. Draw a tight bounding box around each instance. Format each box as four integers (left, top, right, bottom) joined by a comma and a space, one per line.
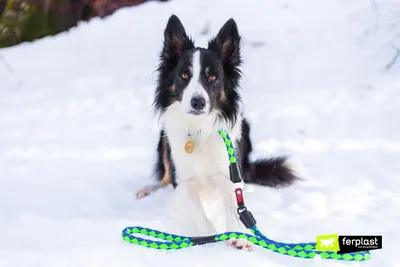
182, 51, 210, 114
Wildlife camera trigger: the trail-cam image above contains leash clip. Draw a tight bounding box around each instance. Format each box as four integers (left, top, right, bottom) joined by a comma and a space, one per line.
237, 206, 256, 229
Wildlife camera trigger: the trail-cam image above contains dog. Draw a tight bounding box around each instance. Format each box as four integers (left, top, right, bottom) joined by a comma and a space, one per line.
136, 15, 299, 250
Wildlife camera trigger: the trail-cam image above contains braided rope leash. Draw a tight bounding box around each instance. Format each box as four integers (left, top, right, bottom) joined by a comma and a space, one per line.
122, 130, 371, 261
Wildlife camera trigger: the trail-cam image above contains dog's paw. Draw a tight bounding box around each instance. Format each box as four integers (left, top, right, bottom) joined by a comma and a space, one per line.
136, 187, 151, 199
227, 237, 254, 251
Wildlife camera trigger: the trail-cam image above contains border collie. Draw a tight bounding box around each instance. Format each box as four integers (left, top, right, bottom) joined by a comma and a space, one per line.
136, 15, 298, 250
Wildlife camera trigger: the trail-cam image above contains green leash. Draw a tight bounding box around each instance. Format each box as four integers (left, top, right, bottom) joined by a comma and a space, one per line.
121, 130, 371, 261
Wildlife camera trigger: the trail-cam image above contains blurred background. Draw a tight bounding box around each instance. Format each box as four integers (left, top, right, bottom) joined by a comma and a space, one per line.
0, 0, 169, 48
0, 0, 399, 267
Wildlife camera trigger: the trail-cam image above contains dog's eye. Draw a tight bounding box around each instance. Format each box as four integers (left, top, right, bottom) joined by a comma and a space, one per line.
181, 73, 189, 79
208, 75, 217, 81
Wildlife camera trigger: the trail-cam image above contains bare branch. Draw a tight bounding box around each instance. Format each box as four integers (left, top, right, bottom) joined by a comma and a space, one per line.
384, 47, 400, 70
0, 53, 14, 73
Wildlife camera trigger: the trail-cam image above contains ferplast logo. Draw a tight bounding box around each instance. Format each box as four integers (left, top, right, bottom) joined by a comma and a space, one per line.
337, 236, 382, 254
316, 234, 383, 254
316, 234, 340, 252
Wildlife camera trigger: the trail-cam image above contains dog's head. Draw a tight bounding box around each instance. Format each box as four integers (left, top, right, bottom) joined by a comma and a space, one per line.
153, 15, 242, 129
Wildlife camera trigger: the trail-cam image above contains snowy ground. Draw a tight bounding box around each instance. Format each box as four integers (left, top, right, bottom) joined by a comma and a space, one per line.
1, 0, 399, 266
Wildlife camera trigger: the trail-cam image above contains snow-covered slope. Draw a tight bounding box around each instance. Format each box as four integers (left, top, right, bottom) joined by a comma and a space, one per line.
1, 0, 399, 266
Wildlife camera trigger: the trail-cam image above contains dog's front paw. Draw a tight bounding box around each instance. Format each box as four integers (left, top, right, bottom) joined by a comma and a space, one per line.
227, 237, 254, 251
136, 186, 151, 199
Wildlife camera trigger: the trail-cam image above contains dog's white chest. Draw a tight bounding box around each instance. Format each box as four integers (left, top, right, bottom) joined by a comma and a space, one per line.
172, 131, 231, 182
161, 107, 242, 187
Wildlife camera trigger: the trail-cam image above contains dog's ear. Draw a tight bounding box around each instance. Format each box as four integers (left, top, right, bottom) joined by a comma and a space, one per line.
208, 18, 241, 66
162, 15, 194, 61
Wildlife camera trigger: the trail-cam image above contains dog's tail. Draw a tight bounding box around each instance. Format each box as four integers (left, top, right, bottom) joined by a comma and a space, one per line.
243, 156, 298, 188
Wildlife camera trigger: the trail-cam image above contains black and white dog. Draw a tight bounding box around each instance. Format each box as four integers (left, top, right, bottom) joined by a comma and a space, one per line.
137, 15, 299, 250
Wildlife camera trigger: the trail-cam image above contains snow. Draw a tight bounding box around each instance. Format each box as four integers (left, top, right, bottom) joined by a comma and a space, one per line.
0, 0, 399, 266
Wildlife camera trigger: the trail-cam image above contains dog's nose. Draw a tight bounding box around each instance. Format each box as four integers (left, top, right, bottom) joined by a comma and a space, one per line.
190, 96, 206, 111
